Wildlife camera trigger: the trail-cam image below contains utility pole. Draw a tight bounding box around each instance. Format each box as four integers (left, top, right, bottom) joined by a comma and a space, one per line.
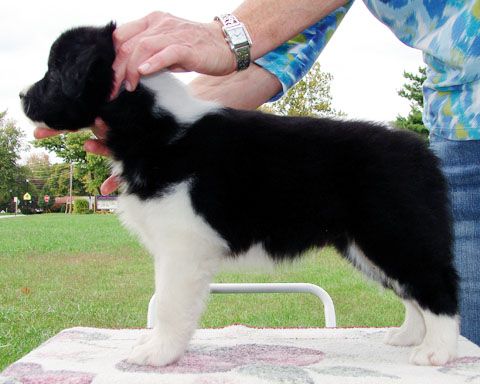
68, 162, 74, 214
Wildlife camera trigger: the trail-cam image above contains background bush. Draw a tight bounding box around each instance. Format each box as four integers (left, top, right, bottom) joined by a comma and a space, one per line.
73, 199, 89, 214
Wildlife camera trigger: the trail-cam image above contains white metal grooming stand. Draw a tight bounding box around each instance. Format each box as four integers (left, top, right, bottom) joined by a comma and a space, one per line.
147, 283, 336, 328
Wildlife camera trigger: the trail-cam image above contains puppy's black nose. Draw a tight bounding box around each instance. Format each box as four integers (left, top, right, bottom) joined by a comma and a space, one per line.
19, 92, 25, 99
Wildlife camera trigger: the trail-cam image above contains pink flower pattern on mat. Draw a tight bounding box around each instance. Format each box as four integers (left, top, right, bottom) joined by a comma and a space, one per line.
439, 357, 480, 381
2, 362, 95, 384
116, 343, 325, 374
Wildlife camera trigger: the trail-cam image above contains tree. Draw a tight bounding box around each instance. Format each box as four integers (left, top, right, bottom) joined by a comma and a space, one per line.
0, 111, 25, 208
25, 152, 52, 193
262, 62, 343, 117
33, 131, 90, 163
394, 67, 428, 138
33, 131, 111, 195
398, 67, 426, 108
81, 153, 111, 195
42, 163, 86, 197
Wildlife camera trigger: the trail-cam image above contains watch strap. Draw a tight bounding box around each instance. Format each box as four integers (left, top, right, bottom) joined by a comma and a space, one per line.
215, 14, 252, 71
216, 14, 242, 28
235, 45, 251, 71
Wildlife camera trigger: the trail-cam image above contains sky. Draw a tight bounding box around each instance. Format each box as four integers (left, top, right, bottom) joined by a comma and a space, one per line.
1, 0, 424, 160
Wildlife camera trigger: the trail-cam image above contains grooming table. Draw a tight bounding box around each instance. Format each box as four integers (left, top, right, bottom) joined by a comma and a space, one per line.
3, 283, 480, 383
2, 325, 480, 384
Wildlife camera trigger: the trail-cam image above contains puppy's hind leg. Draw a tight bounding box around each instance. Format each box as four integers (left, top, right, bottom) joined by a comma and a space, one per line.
406, 266, 459, 366
344, 240, 458, 365
409, 307, 459, 366
385, 291, 458, 365
384, 299, 426, 346
127, 236, 224, 367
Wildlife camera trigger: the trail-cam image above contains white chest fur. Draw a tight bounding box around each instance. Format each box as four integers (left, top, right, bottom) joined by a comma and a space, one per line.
116, 181, 228, 258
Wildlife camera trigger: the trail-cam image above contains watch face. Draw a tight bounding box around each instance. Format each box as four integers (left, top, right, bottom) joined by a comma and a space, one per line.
229, 26, 247, 45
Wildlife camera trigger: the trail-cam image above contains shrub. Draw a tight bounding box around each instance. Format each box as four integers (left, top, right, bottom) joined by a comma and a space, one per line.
73, 199, 89, 214
20, 207, 35, 215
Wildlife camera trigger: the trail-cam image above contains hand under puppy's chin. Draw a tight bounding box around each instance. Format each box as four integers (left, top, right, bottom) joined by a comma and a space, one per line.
33, 125, 75, 139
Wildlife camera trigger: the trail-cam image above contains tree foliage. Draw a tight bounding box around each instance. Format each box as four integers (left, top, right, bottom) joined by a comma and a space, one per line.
262, 62, 343, 117
25, 152, 52, 193
0, 111, 26, 208
34, 131, 90, 163
81, 153, 111, 196
34, 131, 110, 195
398, 67, 426, 109
394, 67, 428, 138
42, 163, 86, 197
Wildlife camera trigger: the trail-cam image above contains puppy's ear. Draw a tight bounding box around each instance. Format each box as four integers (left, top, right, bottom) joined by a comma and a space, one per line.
103, 21, 116, 36
60, 47, 97, 99
60, 22, 116, 100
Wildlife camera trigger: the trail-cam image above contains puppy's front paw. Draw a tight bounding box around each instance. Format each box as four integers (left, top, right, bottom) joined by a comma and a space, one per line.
127, 335, 186, 367
409, 343, 456, 366
134, 330, 153, 347
384, 327, 424, 346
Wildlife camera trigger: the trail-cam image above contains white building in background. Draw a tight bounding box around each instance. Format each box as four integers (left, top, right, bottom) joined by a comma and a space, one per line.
95, 195, 118, 212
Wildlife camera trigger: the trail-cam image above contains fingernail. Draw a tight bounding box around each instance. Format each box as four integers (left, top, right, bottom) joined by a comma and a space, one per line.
125, 81, 132, 92
138, 62, 151, 74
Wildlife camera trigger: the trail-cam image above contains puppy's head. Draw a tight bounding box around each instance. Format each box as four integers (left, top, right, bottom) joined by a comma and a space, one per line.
21, 22, 116, 130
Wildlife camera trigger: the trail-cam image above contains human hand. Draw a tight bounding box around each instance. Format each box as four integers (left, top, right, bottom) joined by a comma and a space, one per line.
83, 119, 119, 195
34, 120, 119, 195
111, 11, 236, 96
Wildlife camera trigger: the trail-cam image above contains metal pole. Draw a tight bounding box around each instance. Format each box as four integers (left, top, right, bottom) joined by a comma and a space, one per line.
68, 163, 73, 214
147, 283, 336, 329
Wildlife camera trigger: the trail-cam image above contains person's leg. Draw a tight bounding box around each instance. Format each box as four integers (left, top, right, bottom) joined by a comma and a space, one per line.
430, 134, 480, 346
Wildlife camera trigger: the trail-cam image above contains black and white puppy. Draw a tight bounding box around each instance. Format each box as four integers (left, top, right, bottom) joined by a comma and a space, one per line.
21, 23, 459, 366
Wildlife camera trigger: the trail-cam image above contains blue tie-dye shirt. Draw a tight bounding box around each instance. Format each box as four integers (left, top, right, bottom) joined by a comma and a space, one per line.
255, 0, 480, 140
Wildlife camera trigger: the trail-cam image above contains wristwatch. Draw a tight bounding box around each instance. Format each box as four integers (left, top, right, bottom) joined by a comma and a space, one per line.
215, 14, 252, 71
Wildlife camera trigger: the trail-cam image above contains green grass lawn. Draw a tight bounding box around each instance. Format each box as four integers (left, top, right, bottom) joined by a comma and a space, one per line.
0, 214, 403, 370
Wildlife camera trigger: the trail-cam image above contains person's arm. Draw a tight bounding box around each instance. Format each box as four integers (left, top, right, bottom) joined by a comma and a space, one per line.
254, 1, 353, 101
111, 0, 350, 94
189, 64, 282, 109
190, 1, 353, 108
233, 0, 350, 60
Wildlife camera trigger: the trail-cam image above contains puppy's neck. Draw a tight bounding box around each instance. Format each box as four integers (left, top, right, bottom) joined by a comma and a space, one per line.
140, 72, 219, 125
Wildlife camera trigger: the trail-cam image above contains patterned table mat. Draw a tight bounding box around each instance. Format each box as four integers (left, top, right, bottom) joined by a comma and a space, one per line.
2, 325, 480, 383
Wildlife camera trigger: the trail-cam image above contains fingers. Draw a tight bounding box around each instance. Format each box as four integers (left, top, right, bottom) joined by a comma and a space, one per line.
34, 126, 68, 139
112, 15, 152, 96
100, 175, 120, 195
123, 36, 170, 90
92, 117, 109, 140
110, 12, 230, 96
113, 17, 148, 45
33, 119, 117, 194
88, 118, 117, 194
84, 139, 111, 157
85, 118, 111, 156
138, 45, 191, 76
34, 119, 109, 146
113, 35, 151, 94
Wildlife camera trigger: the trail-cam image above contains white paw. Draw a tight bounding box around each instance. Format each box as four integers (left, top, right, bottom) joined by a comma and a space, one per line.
384, 327, 424, 347
409, 343, 456, 366
126, 336, 186, 367
134, 330, 153, 347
